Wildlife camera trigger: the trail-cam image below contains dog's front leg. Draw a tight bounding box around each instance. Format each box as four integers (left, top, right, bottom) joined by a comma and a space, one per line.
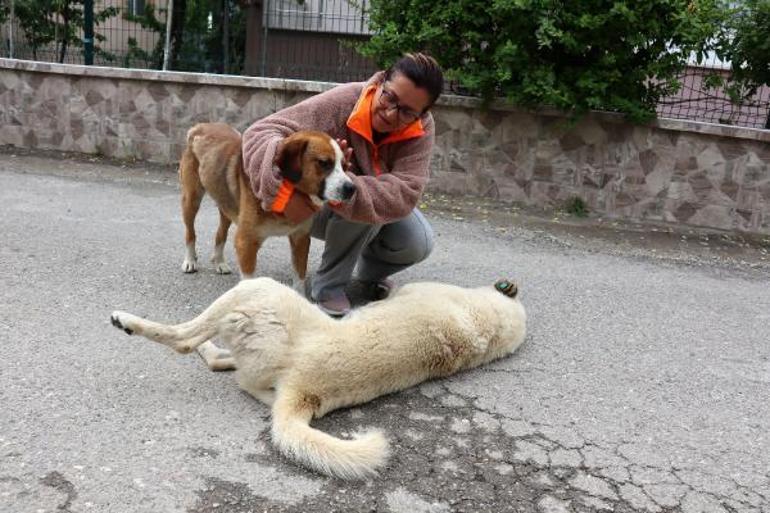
196, 340, 236, 371
234, 226, 263, 280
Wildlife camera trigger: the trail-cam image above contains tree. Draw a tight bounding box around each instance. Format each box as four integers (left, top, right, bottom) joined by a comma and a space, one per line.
359, 0, 726, 122
14, 0, 56, 60
123, 0, 246, 73
0, 1, 9, 25
711, 0, 770, 102
122, 3, 167, 68
14, 0, 117, 62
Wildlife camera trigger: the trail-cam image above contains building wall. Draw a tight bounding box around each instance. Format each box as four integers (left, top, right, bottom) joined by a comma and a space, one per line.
1, 58, 768, 234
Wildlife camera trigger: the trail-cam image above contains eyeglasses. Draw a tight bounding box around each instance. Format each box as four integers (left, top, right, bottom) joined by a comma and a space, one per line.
377, 85, 423, 124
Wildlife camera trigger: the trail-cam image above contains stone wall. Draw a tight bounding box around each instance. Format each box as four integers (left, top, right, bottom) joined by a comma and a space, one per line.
2, 58, 769, 234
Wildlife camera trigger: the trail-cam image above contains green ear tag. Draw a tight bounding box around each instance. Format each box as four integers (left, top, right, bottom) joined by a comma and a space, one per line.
494, 279, 518, 298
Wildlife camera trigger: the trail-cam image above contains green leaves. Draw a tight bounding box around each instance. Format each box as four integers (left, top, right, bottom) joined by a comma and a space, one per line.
13, 0, 119, 62
361, 0, 731, 122
718, 0, 770, 99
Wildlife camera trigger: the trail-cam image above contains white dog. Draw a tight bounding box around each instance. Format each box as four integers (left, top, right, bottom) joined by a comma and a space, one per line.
110, 277, 527, 479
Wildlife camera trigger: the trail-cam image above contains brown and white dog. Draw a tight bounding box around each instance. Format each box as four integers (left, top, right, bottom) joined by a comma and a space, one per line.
179, 122, 355, 282
178, 122, 355, 369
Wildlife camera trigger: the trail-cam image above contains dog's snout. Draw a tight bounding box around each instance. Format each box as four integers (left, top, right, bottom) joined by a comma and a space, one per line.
341, 181, 356, 200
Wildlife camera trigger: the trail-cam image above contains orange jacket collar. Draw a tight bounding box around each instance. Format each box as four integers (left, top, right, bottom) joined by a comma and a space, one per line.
347, 84, 425, 147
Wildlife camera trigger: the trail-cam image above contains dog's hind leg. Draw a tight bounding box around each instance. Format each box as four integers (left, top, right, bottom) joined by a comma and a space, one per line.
110, 283, 252, 353
288, 230, 311, 294
211, 209, 233, 275
234, 227, 263, 280
180, 147, 204, 273
110, 310, 214, 354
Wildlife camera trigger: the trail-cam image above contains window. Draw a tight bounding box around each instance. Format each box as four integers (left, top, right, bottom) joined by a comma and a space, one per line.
128, 0, 146, 17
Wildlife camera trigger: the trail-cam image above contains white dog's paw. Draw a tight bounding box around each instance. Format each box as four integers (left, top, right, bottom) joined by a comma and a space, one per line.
181, 258, 198, 273
110, 311, 136, 335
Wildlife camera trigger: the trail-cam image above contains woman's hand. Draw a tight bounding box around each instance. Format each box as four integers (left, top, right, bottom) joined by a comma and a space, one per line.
336, 138, 354, 172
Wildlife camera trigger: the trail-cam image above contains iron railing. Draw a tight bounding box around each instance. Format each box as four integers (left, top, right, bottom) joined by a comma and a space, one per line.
1, 0, 768, 128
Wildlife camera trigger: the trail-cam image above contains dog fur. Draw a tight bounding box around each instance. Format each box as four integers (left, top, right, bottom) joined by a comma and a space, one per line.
110, 277, 527, 479
178, 123, 355, 371
179, 122, 354, 282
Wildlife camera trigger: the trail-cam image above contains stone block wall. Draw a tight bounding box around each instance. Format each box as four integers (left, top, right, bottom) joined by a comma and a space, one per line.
2, 58, 769, 234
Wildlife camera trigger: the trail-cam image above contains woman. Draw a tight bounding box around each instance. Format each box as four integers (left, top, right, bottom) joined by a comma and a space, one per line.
242, 53, 444, 316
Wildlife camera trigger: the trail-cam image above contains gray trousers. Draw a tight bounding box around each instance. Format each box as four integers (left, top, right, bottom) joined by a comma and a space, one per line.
309, 207, 434, 301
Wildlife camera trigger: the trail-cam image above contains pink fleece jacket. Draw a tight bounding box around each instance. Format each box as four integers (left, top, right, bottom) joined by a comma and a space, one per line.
241, 72, 435, 225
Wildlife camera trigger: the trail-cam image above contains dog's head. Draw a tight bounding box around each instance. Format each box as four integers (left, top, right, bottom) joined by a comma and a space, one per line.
486, 279, 527, 352
275, 131, 356, 204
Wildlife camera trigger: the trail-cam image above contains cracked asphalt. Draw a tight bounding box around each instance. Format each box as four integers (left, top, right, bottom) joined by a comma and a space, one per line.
1, 149, 769, 513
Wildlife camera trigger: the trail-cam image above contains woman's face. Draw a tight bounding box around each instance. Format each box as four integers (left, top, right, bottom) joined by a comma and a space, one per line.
371, 72, 432, 134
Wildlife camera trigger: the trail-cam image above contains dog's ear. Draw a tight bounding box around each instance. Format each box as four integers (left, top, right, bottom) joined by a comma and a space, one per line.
275, 135, 308, 184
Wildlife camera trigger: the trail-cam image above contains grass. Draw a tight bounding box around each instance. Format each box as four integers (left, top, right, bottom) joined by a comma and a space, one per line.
564, 196, 589, 217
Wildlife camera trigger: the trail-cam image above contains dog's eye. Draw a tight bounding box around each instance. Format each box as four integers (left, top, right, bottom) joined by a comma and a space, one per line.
318, 159, 334, 171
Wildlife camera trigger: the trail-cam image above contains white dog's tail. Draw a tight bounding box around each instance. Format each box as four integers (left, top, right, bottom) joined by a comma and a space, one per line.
271, 391, 389, 480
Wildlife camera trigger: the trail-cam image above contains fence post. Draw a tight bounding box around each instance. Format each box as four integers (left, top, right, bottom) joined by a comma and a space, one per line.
83, 0, 94, 64
9, 0, 14, 58
260, 0, 268, 76
163, 0, 174, 70
222, 0, 229, 73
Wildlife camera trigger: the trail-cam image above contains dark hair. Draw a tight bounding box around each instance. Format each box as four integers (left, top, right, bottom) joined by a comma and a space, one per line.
384, 52, 444, 110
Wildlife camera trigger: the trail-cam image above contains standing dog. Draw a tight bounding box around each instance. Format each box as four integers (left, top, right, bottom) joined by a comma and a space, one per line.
179, 122, 355, 281
179, 123, 355, 369
110, 278, 527, 479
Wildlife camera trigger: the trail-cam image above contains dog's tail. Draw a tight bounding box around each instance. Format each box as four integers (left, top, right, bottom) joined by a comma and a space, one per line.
179, 126, 202, 181
271, 391, 389, 480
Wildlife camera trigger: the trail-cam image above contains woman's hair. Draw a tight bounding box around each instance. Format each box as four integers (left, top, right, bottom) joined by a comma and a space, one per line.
384, 52, 444, 110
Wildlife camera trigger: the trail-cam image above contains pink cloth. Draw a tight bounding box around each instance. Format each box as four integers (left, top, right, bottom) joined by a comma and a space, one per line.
241, 73, 435, 225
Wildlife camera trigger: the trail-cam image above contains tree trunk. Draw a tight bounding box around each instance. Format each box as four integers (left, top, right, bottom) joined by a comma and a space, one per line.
222, 0, 230, 73
170, 0, 187, 69
59, 1, 70, 63
242, 0, 263, 76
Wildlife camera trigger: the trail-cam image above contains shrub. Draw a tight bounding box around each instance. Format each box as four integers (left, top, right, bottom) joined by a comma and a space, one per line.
360, 0, 726, 122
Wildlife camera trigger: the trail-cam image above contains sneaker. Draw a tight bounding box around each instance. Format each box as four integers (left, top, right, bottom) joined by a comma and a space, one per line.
360, 278, 394, 302
316, 291, 351, 317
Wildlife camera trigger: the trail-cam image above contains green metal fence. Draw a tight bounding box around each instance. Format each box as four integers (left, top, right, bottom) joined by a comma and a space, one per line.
0, 0, 376, 78
1, 0, 768, 128
1, 0, 162, 68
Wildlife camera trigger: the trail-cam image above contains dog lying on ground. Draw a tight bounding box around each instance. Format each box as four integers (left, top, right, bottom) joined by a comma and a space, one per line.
178, 123, 355, 370
110, 277, 527, 479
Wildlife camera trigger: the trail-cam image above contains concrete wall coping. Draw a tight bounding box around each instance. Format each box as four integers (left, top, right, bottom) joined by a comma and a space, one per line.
3, 57, 769, 143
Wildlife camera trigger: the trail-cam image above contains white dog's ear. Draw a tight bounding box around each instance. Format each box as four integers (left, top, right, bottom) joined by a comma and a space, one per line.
275, 135, 308, 183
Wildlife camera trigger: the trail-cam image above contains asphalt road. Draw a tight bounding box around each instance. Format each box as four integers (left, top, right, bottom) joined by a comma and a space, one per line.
1, 151, 769, 513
